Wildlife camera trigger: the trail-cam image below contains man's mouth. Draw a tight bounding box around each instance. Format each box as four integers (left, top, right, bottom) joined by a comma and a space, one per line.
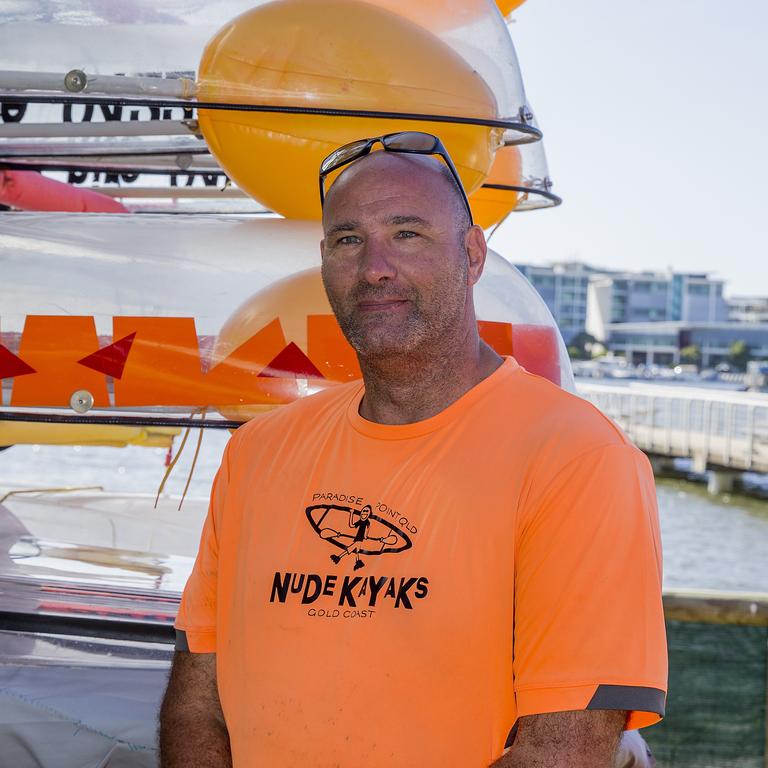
356, 299, 409, 313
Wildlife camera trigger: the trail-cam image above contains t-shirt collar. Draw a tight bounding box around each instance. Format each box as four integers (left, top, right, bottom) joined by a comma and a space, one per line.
346, 356, 520, 440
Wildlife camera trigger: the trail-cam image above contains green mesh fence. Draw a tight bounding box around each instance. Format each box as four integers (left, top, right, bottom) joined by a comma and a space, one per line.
644, 620, 767, 768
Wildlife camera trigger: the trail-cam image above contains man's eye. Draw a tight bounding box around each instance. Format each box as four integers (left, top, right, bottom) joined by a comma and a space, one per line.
396, 230, 418, 239
337, 235, 361, 245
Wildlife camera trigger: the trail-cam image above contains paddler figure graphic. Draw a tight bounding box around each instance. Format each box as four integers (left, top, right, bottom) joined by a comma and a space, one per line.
328, 504, 381, 570
309, 502, 412, 564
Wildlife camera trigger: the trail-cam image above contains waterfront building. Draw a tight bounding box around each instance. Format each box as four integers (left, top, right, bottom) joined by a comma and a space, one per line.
728, 296, 768, 324
513, 261, 591, 343
514, 260, 729, 348
586, 271, 728, 342
604, 321, 768, 367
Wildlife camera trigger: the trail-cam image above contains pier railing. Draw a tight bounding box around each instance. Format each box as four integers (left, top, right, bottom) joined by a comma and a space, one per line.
652, 589, 768, 768
577, 382, 768, 474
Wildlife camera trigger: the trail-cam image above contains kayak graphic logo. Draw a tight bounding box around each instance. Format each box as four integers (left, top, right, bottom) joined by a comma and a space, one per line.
305, 503, 412, 571
267, 503, 427, 615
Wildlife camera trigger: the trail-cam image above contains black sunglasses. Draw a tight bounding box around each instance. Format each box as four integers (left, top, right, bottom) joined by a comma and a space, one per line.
318, 131, 474, 225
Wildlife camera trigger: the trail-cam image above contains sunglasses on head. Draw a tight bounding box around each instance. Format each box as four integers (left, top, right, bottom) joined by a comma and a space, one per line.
318, 131, 474, 226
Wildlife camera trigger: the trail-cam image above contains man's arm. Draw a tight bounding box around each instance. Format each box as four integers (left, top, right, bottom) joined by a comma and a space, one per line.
491, 710, 626, 768
159, 651, 232, 768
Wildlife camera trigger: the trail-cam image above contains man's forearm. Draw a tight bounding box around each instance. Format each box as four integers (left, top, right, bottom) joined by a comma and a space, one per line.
159, 711, 232, 768
159, 651, 232, 768
490, 710, 624, 768
491, 743, 615, 768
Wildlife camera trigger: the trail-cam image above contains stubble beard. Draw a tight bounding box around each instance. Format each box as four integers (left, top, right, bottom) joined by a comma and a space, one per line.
324, 263, 469, 362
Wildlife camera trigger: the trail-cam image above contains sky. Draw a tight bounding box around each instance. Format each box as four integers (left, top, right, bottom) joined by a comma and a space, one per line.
491, 0, 767, 297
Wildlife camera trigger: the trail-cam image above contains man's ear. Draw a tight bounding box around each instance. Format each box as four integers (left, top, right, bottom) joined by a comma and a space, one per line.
465, 225, 488, 286
320, 238, 325, 260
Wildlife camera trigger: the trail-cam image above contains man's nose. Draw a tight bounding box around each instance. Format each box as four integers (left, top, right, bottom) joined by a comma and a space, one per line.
358, 238, 397, 283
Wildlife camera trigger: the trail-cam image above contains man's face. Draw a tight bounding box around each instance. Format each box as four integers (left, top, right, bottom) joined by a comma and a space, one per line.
320, 153, 482, 359
360, 505, 371, 520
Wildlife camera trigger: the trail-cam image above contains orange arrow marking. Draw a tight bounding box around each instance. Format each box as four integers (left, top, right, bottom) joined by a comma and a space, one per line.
11, 316, 109, 407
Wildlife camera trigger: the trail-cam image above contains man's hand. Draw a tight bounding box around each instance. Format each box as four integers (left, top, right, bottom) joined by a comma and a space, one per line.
159, 651, 232, 768
491, 710, 626, 768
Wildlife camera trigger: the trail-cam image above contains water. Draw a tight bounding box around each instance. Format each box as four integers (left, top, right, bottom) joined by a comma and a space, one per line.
655, 478, 768, 592
2, 432, 767, 594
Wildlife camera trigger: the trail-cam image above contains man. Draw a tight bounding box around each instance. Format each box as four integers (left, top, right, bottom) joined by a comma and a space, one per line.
329, 504, 375, 569
160, 133, 667, 767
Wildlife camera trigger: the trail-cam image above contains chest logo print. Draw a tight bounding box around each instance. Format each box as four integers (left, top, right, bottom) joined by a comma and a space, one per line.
306, 503, 412, 571
268, 501, 427, 615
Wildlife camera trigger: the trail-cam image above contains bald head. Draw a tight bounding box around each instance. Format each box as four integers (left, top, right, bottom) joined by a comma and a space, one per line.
322, 151, 471, 237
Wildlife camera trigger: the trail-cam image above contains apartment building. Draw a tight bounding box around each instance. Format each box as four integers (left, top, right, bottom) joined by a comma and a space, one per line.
605, 322, 768, 367
514, 261, 729, 347
513, 261, 592, 343
585, 271, 729, 342
728, 296, 768, 324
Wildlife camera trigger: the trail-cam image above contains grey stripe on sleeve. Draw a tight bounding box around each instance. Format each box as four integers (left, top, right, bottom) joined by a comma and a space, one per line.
587, 685, 666, 716
174, 628, 190, 652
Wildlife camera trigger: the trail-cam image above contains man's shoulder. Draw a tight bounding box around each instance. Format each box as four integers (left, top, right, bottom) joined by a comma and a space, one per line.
498, 364, 631, 452
232, 380, 360, 446
505, 372, 656, 521
484, 365, 654, 492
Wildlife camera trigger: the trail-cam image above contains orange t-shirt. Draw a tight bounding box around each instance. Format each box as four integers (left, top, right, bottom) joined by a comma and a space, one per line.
176, 357, 667, 767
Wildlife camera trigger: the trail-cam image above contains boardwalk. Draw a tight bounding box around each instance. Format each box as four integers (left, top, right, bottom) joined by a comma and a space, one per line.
577, 382, 768, 481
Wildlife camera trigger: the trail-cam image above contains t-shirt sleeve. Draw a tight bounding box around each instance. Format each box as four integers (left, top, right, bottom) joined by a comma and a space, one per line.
174, 435, 234, 653
513, 442, 667, 730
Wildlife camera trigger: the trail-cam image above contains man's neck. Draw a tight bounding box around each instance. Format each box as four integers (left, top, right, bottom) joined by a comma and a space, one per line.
357, 340, 503, 425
